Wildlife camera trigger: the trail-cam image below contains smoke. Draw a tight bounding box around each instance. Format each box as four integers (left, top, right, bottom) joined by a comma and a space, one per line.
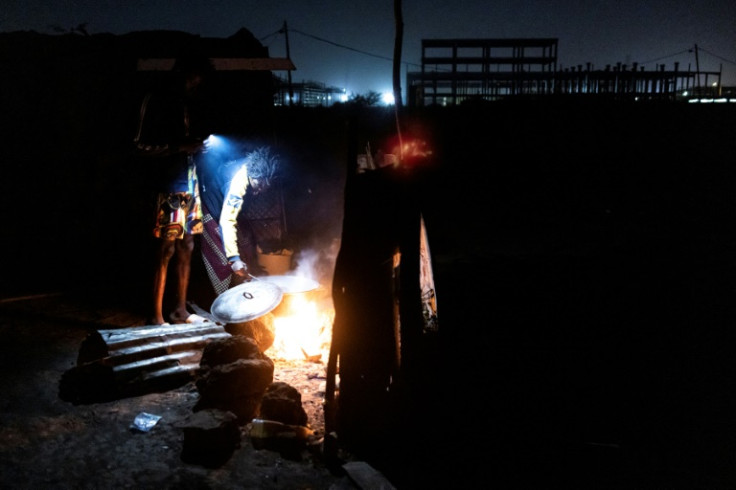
290, 239, 341, 290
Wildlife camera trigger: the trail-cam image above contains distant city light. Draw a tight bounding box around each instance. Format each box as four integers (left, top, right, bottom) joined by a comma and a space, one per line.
687, 98, 735, 104
382, 92, 395, 105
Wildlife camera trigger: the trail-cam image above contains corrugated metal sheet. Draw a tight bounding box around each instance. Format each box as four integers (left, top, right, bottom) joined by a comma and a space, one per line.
61, 322, 230, 403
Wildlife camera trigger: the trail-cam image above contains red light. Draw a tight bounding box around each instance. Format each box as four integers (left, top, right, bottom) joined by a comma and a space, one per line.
388, 138, 433, 167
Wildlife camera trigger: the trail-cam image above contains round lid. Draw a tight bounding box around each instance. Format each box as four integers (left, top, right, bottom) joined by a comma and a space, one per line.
210, 280, 284, 324
257, 275, 320, 294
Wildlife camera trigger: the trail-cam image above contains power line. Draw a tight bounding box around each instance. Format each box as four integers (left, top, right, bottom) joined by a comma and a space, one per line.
697, 46, 736, 67
290, 27, 393, 61
262, 26, 735, 74
264, 25, 421, 69
640, 48, 692, 65
258, 29, 282, 44
640, 46, 736, 68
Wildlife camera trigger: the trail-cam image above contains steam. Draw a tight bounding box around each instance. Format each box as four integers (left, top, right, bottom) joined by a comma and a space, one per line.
290, 239, 341, 290
291, 249, 320, 279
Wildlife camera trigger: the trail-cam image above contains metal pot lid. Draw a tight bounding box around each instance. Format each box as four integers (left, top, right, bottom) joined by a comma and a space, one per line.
257, 275, 320, 294
210, 280, 284, 324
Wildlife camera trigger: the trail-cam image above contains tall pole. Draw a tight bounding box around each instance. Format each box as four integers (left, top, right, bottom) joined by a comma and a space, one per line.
283, 21, 294, 106
393, 0, 404, 160
694, 43, 701, 92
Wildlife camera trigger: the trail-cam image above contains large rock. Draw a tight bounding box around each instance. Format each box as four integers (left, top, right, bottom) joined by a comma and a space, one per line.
194, 357, 274, 422
179, 409, 241, 468
249, 382, 312, 459
224, 313, 276, 352
260, 381, 308, 427
200, 335, 262, 368
195, 336, 275, 423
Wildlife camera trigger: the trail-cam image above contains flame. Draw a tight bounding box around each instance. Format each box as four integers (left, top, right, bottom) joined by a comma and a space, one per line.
266, 295, 334, 361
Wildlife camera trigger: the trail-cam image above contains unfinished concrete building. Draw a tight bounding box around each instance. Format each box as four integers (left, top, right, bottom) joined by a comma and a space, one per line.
407, 38, 724, 106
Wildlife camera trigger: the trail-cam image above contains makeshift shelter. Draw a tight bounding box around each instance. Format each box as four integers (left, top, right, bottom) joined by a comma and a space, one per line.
325, 113, 441, 461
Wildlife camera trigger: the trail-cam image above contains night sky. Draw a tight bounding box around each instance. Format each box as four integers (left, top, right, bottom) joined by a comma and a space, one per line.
3, 1, 735, 96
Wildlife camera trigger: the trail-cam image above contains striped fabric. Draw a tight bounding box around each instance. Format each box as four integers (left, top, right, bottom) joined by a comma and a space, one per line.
201, 210, 232, 295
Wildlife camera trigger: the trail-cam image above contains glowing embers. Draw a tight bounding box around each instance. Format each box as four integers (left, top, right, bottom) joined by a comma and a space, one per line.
266, 294, 334, 362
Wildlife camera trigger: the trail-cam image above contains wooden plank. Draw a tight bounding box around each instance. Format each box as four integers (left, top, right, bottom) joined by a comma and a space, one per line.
342, 461, 397, 490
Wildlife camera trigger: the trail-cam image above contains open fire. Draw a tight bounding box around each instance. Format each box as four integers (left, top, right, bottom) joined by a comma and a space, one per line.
264, 290, 334, 362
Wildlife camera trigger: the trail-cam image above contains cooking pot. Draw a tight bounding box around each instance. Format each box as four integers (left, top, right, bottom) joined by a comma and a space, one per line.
257, 275, 319, 294
256, 275, 322, 316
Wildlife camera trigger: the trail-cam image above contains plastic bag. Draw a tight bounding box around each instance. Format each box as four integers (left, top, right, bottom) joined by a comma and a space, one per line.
131, 412, 162, 432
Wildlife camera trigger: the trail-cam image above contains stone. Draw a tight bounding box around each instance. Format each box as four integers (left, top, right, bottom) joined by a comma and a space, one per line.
179, 409, 241, 468
260, 381, 309, 427
225, 313, 276, 353
200, 335, 262, 368
194, 357, 275, 423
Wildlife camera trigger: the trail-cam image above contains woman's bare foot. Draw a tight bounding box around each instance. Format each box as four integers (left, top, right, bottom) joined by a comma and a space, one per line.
168, 309, 192, 324
169, 310, 212, 324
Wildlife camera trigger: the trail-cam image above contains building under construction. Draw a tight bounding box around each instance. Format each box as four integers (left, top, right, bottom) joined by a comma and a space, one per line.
273, 79, 347, 107
406, 38, 726, 107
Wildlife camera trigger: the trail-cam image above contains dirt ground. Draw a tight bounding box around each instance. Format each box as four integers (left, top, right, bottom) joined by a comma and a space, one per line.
5, 258, 736, 489
0, 292, 365, 490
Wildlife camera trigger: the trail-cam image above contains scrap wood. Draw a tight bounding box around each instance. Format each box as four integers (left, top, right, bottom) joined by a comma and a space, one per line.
342, 461, 397, 490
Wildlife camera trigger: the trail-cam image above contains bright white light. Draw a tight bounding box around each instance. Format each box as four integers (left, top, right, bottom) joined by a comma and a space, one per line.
382, 92, 395, 105
339, 93, 349, 103
205, 134, 222, 147
200, 134, 241, 161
